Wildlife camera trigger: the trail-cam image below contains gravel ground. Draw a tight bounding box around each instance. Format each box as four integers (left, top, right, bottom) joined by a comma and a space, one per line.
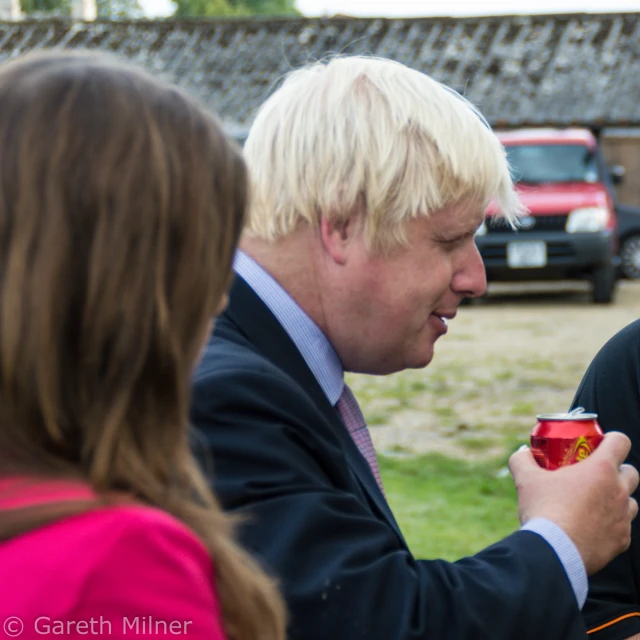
349, 280, 640, 460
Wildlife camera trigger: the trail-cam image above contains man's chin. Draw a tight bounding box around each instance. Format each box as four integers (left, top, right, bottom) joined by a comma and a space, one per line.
405, 345, 436, 370
352, 343, 436, 375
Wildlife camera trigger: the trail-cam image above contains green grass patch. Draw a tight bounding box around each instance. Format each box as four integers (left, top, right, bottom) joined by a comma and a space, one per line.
502, 434, 528, 453
521, 376, 571, 391
432, 405, 457, 420
459, 436, 495, 453
367, 412, 388, 426
387, 444, 413, 455
510, 401, 535, 416
526, 358, 556, 372
379, 453, 519, 561
424, 372, 451, 395
451, 332, 474, 341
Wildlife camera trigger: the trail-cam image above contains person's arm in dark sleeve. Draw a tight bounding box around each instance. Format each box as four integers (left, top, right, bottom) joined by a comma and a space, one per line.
572, 319, 640, 639
192, 366, 587, 640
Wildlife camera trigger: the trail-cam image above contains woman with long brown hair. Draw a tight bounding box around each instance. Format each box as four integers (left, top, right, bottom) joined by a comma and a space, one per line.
0, 51, 285, 640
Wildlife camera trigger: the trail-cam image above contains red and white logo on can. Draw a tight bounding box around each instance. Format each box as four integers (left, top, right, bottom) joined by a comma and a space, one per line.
530, 407, 604, 470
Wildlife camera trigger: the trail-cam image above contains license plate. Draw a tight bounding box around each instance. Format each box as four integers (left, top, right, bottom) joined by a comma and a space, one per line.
507, 241, 547, 268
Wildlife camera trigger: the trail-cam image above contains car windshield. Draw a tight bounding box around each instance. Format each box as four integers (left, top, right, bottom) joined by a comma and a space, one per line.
505, 144, 599, 184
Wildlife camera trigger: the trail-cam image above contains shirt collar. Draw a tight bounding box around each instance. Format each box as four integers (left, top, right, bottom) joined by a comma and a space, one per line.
233, 250, 344, 405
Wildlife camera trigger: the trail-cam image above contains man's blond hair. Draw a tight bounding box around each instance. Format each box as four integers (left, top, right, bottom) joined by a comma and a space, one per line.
243, 55, 521, 250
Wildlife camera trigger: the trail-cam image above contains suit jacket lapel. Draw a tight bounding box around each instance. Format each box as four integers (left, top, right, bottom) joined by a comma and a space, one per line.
223, 275, 405, 543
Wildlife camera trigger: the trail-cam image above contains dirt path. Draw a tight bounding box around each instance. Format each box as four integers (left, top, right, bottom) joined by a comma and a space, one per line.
349, 280, 640, 460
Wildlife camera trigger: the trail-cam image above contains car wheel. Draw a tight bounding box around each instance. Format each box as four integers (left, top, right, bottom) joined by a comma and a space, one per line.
619, 234, 640, 279
592, 265, 616, 304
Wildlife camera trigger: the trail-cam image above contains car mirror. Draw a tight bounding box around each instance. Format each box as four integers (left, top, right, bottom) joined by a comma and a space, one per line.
610, 165, 625, 185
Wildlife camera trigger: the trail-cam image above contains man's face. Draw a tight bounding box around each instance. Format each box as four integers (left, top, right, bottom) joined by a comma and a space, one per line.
332, 200, 487, 374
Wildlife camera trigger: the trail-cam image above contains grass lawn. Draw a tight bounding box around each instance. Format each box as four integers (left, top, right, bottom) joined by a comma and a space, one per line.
379, 453, 520, 561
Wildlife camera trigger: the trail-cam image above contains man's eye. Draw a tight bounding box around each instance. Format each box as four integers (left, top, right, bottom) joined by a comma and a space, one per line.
441, 237, 466, 248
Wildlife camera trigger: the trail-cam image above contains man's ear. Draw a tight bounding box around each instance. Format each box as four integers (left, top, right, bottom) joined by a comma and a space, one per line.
319, 214, 358, 265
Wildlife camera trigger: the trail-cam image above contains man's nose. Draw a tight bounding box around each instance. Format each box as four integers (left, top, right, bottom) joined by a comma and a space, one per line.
452, 243, 487, 299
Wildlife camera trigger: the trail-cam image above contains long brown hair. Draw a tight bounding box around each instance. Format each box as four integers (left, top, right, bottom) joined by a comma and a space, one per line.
0, 50, 285, 640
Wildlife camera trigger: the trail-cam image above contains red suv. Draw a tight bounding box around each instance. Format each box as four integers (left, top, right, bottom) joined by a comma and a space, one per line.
476, 128, 620, 303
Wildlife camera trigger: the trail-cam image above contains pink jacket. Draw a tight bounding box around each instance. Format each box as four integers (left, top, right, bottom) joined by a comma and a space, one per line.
0, 478, 228, 640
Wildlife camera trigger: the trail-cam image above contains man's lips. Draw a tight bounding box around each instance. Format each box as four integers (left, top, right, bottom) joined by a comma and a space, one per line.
433, 310, 457, 323
428, 309, 457, 334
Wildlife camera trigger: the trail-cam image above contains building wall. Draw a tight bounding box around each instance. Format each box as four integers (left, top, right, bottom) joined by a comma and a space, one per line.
602, 130, 640, 207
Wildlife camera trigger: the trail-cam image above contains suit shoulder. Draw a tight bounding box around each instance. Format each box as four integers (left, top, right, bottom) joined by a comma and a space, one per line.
595, 319, 640, 363
194, 326, 299, 395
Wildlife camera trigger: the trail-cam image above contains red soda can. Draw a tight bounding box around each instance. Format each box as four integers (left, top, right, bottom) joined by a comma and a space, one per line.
530, 407, 604, 470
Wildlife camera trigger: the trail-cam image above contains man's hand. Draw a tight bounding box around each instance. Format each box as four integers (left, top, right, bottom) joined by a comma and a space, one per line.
509, 432, 639, 575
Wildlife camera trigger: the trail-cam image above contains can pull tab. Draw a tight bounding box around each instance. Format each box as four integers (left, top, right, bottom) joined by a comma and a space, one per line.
566, 407, 586, 417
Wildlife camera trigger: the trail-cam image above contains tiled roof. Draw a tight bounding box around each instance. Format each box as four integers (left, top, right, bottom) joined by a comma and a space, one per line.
1, 13, 639, 130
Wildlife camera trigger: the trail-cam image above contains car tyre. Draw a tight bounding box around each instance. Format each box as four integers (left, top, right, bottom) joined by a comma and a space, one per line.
619, 234, 640, 280
592, 265, 616, 304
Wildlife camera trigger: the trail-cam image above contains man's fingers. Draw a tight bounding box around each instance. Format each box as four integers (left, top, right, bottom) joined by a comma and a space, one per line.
620, 463, 640, 495
508, 445, 538, 479
594, 431, 632, 466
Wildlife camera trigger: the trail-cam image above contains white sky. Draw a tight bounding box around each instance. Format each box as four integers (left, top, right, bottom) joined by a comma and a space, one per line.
139, 0, 640, 22
297, 0, 640, 17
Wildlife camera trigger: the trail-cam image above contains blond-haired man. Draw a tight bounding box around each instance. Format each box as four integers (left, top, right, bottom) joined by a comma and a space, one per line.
192, 56, 638, 640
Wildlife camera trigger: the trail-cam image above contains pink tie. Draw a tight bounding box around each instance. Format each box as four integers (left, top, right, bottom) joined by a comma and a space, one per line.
336, 384, 385, 494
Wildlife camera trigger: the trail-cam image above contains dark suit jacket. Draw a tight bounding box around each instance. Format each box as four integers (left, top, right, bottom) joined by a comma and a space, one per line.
190, 276, 588, 639
571, 318, 640, 640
